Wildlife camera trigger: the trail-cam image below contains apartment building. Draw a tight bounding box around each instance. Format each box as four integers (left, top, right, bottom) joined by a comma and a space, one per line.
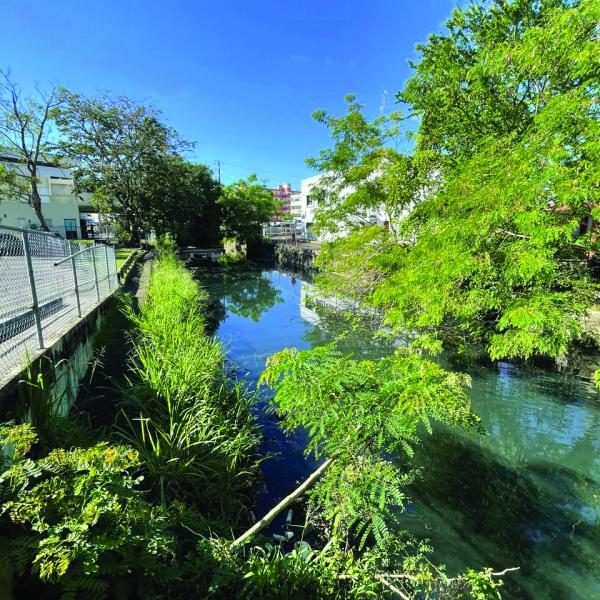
272, 182, 300, 219
296, 173, 397, 241
0, 153, 97, 239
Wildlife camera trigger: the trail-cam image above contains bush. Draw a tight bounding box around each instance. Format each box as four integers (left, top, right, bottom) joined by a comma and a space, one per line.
0, 424, 175, 597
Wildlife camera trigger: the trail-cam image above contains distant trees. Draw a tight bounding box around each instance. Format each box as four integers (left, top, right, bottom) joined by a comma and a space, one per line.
0, 76, 229, 245
218, 174, 279, 246
0, 71, 62, 231
144, 158, 223, 247
0, 76, 281, 248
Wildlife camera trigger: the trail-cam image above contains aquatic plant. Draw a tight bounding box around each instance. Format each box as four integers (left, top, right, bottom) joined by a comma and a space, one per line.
118, 253, 260, 520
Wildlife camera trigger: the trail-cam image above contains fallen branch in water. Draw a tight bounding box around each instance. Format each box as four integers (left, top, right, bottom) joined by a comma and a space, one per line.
230, 458, 334, 550
490, 566, 520, 577
375, 574, 411, 600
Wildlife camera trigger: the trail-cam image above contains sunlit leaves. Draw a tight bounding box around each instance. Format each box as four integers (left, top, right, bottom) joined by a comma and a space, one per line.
311, 0, 599, 362
260, 343, 477, 544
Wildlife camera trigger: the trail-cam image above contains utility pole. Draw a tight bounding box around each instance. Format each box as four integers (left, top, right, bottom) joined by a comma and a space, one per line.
216, 160, 221, 184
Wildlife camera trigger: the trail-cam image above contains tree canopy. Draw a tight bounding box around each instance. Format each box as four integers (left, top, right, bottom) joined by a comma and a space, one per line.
218, 175, 279, 246
310, 0, 599, 362
56, 92, 194, 243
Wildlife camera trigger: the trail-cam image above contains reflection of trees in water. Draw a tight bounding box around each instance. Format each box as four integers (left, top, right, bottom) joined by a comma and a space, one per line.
194, 265, 600, 597
194, 266, 283, 330
302, 300, 398, 359
406, 426, 600, 600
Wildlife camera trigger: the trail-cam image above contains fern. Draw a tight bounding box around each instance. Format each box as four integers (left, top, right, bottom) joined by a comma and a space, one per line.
0, 427, 176, 594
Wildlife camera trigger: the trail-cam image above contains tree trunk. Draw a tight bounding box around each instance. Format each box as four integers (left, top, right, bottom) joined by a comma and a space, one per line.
30, 172, 49, 232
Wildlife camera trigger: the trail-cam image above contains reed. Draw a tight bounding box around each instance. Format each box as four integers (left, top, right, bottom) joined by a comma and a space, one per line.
119, 253, 260, 523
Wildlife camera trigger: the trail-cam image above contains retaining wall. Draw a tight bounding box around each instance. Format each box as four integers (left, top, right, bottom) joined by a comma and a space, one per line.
0, 290, 117, 419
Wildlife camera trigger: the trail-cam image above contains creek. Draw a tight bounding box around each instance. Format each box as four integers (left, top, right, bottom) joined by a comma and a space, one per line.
196, 266, 600, 600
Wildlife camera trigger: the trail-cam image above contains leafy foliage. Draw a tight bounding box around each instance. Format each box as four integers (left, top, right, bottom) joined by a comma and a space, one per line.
119, 253, 260, 520
260, 343, 478, 545
143, 158, 223, 247
0, 430, 175, 595
307, 95, 425, 239
309, 0, 599, 362
56, 91, 202, 243
218, 175, 279, 246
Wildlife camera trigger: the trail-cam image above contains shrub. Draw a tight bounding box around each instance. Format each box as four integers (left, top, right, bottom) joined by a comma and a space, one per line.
0, 423, 176, 597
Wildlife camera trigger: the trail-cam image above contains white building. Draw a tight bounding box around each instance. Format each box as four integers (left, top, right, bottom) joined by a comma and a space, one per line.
296, 173, 396, 242
290, 191, 302, 219
0, 153, 114, 240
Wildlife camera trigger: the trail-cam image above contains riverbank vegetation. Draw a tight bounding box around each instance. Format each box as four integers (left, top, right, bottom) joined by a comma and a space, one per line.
0, 252, 506, 598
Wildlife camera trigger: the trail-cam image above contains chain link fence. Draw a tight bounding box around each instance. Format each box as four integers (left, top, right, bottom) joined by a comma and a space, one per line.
0, 225, 118, 384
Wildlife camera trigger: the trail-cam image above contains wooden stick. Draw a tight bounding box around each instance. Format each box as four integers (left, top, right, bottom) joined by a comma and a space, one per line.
375, 575, 411, 599
491, 566, 520, 577
230, 458, 334, 550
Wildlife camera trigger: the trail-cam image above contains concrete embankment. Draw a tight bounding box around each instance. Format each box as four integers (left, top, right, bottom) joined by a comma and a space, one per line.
273, 243, 319, 271
0, 251, 151, 418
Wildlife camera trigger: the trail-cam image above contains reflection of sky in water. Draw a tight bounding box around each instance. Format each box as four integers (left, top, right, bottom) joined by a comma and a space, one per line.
198, 268, 600, 600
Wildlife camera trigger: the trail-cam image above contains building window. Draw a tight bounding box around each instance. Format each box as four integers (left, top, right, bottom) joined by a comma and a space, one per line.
64, 219, 78, 239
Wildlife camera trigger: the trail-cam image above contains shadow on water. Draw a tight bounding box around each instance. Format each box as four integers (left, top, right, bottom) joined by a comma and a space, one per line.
407, 425, 600, 599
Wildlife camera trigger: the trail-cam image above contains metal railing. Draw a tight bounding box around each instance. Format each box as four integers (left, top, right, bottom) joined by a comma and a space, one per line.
0, 225, 118, 383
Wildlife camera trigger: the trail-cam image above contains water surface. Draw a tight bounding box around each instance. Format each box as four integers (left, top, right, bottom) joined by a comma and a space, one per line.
197, 267, 600, 600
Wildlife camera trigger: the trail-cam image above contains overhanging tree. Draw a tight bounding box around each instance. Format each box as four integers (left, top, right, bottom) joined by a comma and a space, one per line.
308, 0, 599, 362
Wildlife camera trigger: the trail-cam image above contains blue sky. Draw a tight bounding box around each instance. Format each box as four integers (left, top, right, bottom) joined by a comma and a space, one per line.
1, 0, 455, 188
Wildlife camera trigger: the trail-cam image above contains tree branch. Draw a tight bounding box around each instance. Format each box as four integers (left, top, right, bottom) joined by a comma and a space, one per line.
230, 458, 334, 550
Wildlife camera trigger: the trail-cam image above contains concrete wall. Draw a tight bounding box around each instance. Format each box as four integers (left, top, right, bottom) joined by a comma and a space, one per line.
274, 244, 317, 271
0, 293, 115, 419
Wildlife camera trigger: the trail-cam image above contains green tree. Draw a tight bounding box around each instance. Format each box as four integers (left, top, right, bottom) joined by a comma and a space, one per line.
218, 175, 279, 246
309, 0, 599, 362
56, 92, 191, 243
143, 158, 223, 247
0, 71, 63, 231
307, 95, 424, 239
399, 0, 583, 163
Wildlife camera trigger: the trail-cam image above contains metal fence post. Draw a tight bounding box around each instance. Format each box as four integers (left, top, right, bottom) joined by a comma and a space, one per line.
91, 245, 101, 302
70, 245, 82, 317
21, 231, 44, 349
104, 245, 112, 291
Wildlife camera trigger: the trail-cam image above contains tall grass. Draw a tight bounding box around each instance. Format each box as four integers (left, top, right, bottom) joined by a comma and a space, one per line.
119, 253, 260, 524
